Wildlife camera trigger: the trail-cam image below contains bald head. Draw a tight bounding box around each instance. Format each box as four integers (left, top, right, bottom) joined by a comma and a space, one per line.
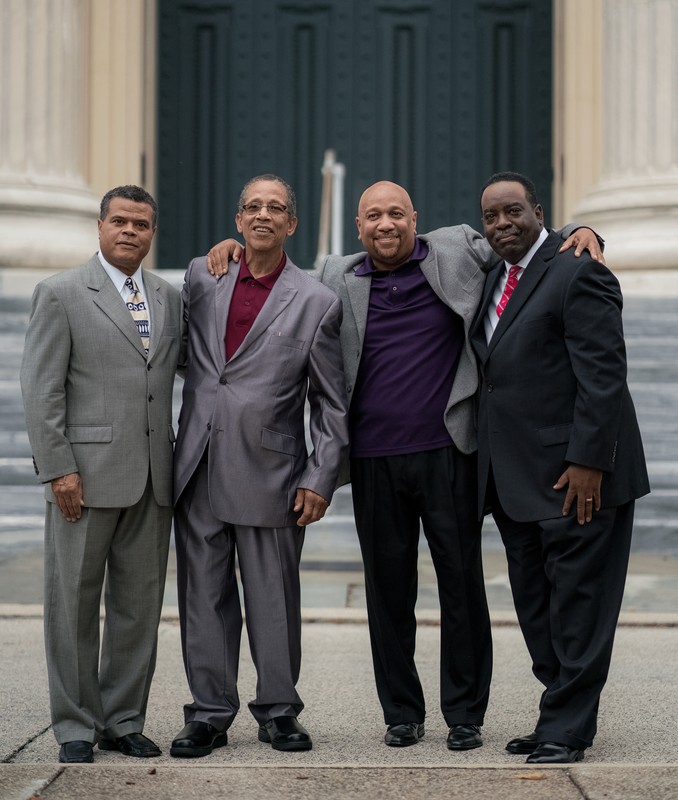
356, 181, 418, 271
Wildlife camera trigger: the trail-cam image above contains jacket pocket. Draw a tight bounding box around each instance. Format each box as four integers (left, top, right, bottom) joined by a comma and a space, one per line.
65, 425, 113, 443
538, 423, 572, 447
268, 333, 305, 350
261, 427, 297, 455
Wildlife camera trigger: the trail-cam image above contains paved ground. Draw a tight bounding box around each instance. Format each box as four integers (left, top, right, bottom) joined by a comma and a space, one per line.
0, 269, 677, 798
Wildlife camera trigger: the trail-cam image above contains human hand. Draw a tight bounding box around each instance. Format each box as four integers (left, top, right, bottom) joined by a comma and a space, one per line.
51, 472, 84, 522
553, 464, 603, 525
559, 228, 606, 263
294, 488, 329, 526
206, 240, 244, 277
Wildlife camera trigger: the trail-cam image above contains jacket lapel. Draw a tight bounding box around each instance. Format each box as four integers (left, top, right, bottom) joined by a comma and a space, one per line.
344, 265, 371, 349
214, 265, 238, 364
88, 257, 148, 358
227, 259, 298, 360
483, 231, 560, 360
144, 271, 166, 362
470, 263, 502, 362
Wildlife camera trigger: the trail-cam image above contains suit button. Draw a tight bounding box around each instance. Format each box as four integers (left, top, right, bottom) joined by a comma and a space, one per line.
219, 376, 228, 385
147, 363, 152, 370
487, 384, 494, 393
148, 394, 154, 401
207, 422, 212, 430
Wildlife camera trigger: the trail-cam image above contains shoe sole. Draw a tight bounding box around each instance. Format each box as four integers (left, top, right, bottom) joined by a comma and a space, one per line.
59, 756, 93, 763
169, 735, 228, 758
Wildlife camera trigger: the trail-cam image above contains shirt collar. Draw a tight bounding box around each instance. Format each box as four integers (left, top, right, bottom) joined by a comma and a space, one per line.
504, 227, 549, 273
97, 251, 145, 296
239, 251, 287, 288
356, 236, 429, 276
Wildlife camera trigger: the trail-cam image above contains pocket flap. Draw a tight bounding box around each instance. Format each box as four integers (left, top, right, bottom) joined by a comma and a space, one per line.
261, 427, 297, 455
65, 425, 113, 443
538, 423, 572, 446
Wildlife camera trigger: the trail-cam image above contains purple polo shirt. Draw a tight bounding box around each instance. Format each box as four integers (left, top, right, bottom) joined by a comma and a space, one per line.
350, 238, 464, 458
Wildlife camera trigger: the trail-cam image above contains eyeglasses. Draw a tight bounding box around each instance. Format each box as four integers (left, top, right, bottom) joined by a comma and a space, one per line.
239, 202, 289, 216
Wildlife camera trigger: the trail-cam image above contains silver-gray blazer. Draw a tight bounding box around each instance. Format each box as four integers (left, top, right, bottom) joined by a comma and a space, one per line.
174, 255, 349, 528
20, 255, 183, 508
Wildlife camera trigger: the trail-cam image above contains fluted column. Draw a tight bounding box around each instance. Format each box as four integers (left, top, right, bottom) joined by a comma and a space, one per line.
574, 0, 678, 269
0, 0, 99, 269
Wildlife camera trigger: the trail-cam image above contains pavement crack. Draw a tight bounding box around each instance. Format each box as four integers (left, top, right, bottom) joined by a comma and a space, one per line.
4, 723, 52, 763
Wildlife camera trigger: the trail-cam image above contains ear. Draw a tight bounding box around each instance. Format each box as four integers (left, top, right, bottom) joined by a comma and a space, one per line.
286, 216, 298, 236
535, 204, 544, 225
355, 216, 361, 239
235, 213, 243, 234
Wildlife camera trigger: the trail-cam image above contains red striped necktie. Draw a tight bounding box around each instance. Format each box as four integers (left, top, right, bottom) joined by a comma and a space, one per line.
496, 265, 523, 318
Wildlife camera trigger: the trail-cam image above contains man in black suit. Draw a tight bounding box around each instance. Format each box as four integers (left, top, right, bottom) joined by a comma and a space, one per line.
470, 172, 650, 764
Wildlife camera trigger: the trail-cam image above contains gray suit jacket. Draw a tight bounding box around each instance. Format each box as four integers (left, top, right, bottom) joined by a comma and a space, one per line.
315, 224, 499, 483
174, 255, 349, 528
20, 255, 183, 508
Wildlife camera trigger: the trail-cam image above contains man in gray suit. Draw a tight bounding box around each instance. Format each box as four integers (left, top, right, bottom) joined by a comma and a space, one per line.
169, 175, 348, 757
20, 185, 183, 764
207, 180, 601, 751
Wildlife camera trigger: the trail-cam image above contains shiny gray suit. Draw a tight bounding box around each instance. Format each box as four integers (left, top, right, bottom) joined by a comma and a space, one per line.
174, 255, 348, 729
20, 255, 183, 744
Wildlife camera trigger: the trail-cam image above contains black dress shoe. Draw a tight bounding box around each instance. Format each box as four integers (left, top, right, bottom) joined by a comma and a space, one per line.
526, 741, 584, 764
258, 716, 312, 751
506, 731, 538, 754
59, 740, 94, 763
98, 732, 161, 758
170, 721, 228, 758
447, 724, 482, 750
384, 722, 425, 747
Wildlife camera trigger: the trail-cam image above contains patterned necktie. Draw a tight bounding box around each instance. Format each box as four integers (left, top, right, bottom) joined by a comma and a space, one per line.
124, 277, 150, 353
496, 265, 523, 318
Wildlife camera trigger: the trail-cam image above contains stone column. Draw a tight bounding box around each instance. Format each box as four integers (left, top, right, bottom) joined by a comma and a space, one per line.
574, 0, 678, 269
0, 0, 99, 270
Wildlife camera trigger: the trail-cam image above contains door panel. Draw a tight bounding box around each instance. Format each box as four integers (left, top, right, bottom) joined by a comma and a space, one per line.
157, 0, 552, 269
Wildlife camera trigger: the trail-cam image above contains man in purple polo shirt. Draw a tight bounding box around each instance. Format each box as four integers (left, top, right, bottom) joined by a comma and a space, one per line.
207, 180, 601, 751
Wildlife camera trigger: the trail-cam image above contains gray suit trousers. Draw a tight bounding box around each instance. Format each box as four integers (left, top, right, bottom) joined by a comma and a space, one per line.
44, 475, 172, 743
175, 463, 305, 729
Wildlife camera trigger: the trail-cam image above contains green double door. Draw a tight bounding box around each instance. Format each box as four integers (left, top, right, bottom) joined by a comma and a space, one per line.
157, 0, 552, 269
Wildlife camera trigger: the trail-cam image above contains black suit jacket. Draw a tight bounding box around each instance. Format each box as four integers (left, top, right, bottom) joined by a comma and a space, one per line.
470, 230, 650, 522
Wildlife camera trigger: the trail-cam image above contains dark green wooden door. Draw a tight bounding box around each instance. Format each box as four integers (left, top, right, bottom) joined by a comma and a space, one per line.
157, 0, 552, 269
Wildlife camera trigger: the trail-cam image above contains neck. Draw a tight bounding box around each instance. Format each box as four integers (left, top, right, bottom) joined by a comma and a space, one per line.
246, 249, 283, 278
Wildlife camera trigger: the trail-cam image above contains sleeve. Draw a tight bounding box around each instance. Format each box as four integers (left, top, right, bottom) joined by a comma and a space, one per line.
19, 282, 79, 483
298, 295, 350, 500
563, 258, 626, 471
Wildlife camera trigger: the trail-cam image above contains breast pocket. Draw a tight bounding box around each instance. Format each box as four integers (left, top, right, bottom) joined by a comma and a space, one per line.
268, 333, 305, 350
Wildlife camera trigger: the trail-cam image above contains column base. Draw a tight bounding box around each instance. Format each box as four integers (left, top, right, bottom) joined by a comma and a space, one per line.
574, 177, 678, 270
0, 184, 100, 270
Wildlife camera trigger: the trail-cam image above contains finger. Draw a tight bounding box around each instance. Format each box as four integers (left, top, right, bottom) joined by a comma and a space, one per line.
207, 252, 216, 275
584, 495, 595, 524
293, 489, 304, 513
561, 487, 576, 517
576, 493, 587, 525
